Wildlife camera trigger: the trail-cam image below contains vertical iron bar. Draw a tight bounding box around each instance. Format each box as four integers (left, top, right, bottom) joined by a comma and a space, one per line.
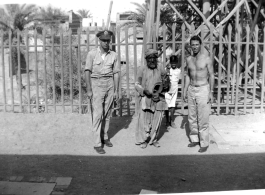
217, 26, 223, 114
43, 29, 47, 113
60, 30, 64, 113
69, 30, 73, 112
252, 26, 258, 114
9, 30, 14, 112
17, 31, 22, 112
116, 27, 122, 116
78, 29, 82, 114
261, 26, 265, 113
125, 26, 130, 116
235, 26, 241, 115
133, 25, 138, 114
52, 29, 56, 113
244, 25, 250, 114
34, 29, 39, 113
172, 23, 176, 54
226, 25, 232, 114
25, 30, 30, 112
1, 30, 6, 112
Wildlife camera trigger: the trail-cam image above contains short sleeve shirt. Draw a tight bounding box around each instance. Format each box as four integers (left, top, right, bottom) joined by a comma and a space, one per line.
85, 48, 120, 77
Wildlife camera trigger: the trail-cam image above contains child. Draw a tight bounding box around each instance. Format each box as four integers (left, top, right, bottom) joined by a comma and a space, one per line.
165, 55, 181, 128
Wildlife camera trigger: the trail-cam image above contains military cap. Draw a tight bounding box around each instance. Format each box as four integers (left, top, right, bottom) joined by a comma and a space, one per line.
145, 49, 158, 59
96, 30, 113, 40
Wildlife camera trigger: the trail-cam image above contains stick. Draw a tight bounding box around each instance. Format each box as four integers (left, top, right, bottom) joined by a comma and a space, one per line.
106, 1, 113, 30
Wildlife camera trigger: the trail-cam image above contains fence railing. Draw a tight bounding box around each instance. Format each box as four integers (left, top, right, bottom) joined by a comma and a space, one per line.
0, 23, 264, 115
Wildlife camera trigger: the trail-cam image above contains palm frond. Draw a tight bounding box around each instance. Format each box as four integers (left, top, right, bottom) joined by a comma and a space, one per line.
130, 2, 147, 13
0, 21, 12, 31
119, 20, 143, 29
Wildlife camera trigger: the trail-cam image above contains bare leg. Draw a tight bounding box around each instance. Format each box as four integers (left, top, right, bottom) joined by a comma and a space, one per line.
165, 110, 170, 126
170, 107, 177, 128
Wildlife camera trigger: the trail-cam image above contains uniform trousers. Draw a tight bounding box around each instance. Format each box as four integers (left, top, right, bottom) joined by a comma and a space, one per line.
188, 84, 210, 147
91, 77, 114, 147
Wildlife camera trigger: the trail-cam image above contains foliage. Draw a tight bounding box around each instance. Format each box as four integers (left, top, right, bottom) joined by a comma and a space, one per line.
77, 9, 92, 19
0, 4, 37, 39
42, 34, 88, 103
123, 2, 147, 28
0, 4, 38, 87
35, 5, 67, 34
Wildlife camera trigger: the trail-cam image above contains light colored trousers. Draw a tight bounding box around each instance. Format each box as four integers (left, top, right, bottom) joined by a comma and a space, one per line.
188, 84, 210, 147
91, 77, 114, 147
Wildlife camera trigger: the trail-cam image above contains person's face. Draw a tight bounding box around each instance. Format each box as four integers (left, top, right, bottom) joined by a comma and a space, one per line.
191, 40, 201, 55
146, 56, 158, 69
171, 62, 177, 69
99, 39, 110, 50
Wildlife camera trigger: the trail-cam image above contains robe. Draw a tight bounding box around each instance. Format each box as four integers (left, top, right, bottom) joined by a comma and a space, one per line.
135, 64, 168, 145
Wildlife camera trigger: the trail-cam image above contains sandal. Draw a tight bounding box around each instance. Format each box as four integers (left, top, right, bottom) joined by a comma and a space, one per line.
140, 142, 148, 149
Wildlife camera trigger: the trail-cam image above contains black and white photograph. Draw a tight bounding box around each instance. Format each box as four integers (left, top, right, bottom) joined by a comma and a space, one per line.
0, 0, 265, 194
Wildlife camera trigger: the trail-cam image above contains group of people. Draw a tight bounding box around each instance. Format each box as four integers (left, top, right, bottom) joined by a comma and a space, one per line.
84, 30, 214, 154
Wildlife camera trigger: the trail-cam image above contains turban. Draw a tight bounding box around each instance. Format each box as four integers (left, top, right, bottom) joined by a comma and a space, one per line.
145, 49, 158, 59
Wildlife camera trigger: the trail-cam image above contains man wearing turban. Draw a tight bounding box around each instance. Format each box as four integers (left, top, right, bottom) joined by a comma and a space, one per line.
134, 49, 169, 148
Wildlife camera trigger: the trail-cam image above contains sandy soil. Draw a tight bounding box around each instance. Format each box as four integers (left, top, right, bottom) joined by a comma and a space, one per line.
0, 112, 265, 194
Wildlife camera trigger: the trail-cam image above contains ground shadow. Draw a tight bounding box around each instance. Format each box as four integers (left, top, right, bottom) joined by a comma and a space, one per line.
0, 153, 265, 195
180, 115, 191, 142
107, 115, 133, 140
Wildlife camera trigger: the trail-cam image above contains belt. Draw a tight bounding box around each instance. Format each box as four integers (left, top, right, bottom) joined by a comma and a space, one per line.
91, 76, 113, 79
190, 83, 208, 87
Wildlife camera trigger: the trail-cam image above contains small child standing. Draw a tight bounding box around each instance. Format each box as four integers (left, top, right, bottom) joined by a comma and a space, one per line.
165, 55, 181, 128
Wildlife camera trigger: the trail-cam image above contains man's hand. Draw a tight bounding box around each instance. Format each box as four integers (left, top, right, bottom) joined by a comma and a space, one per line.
208, 92, 213, 104
113, 91, 119, 102
143, 89, 153, 98
87, 90, 93, 99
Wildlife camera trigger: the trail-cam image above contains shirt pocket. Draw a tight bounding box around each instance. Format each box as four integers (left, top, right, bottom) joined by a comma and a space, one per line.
93, 60, 101, 66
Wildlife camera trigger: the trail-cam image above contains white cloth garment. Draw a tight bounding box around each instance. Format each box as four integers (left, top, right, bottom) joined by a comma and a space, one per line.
165, 68, 181, 108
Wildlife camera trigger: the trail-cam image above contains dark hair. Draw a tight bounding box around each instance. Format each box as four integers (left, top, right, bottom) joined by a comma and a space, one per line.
190, 35, 202, 45
169, 55, 178, 63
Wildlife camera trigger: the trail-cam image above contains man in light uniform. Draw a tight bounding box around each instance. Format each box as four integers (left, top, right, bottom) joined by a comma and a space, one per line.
183, 35, 214, 153
84, 30, 120, 154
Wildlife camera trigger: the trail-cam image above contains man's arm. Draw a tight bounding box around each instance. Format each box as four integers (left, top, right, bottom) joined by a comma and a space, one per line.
183, 59, 190, 102
84, 52, 93, 97
135, 66, 152, 97
114, 72, 120, 99
207, 56, 214, 103
113, 53, 121, 100
85, 70, 92, 96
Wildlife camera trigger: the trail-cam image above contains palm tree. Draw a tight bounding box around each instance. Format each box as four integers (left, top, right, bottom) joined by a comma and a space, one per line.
0, 4, 37, 37
36, 5, 67, 33
0, 4, 38, 89
77, 9, 92, 19
122, 2, 147, 28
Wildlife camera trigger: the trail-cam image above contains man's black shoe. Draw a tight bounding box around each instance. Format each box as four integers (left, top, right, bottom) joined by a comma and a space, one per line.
188, 142, 200, 147
198, 146, 208, 153
94, 146, 106, 154
102, 139, 113, 147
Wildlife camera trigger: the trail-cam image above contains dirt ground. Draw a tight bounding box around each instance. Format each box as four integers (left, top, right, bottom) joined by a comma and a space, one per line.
0, 111, 265, 195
